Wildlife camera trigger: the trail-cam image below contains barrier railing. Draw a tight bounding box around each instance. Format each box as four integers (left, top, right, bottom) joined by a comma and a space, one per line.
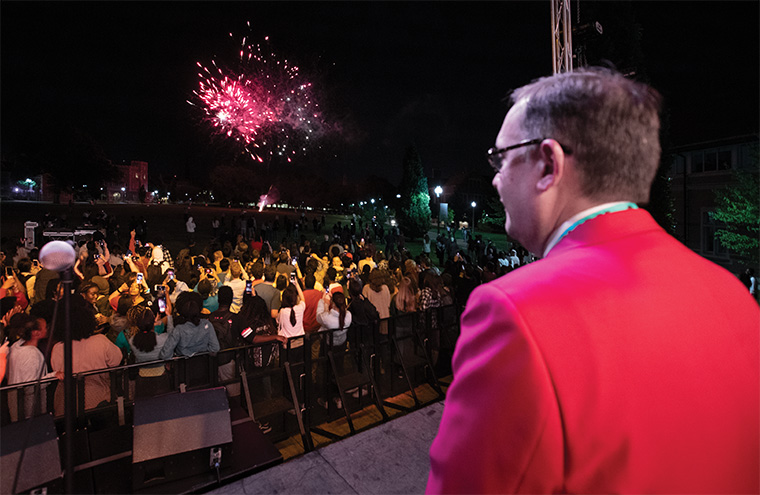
0, 305, 461, 439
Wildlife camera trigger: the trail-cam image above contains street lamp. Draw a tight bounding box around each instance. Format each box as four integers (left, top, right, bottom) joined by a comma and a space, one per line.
471, 201, 477, 235
434, 186, 443, 234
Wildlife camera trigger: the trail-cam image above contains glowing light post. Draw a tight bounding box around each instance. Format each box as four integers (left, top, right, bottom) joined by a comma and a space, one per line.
471, 201, 477, 236
434, 186, 443, 234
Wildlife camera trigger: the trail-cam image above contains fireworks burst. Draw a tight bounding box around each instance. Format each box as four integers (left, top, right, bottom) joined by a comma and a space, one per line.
258, 185, 280, 211
189, 23, 326, 163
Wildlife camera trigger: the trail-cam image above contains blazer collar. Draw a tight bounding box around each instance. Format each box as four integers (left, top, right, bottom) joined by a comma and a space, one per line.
546, 208, 662, 258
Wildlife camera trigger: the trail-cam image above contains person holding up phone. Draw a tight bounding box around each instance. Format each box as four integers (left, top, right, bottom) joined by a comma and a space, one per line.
109, 271, 150, 312
192, 267, 219, 314
127, 306, 172, 398
1, 267, 28, 312
222, 260, 248, 313
162, 269, 190, 306
275, 250, 297, 280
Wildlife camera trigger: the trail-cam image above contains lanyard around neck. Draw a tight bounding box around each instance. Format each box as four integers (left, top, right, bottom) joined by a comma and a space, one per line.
546, 202, 639, 256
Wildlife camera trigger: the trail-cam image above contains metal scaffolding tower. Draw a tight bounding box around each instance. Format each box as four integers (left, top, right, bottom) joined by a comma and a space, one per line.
551, 0, 573, 74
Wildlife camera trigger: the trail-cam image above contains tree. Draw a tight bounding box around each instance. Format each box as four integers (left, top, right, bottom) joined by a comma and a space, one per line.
397, 146, 431, 239
712, 170, 759, 266
481, 196, 506, 230
14, 123, 119, 201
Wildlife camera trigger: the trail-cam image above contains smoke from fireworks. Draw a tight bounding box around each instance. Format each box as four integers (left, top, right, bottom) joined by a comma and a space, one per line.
189, 23, 327, 163
258, 185, 280, 211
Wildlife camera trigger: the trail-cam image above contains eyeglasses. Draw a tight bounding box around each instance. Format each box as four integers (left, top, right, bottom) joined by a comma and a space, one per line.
487, 138, 572, 173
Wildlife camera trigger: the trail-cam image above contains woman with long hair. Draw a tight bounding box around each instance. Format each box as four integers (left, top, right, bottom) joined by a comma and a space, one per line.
108, 271, 150, 313
347, 278, 380, 327
159, 292, 220, 359
316, 290, 353, 408
51, 297, 122, 415
403, 259, 419, 295
236, 294, 287, 368
362, 268, 391, 335
128, 304, 171, 397
393, 276, 417, 314
277, 282, 306, 348
390, 276, 418, 375
317, 291, 352, 345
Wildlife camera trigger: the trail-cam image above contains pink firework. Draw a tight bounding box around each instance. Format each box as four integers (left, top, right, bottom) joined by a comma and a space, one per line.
190, 26, 326, 163
258, 185, 280, 211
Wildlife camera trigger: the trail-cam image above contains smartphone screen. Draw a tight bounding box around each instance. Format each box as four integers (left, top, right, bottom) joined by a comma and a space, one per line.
5, 267, 13, 277
32, 260, 39, 268
291, 257, 298, 266
136, 273, 144, 283
245, 280, 252, 294
167, 270, 174, 280
157, 296, 167, 314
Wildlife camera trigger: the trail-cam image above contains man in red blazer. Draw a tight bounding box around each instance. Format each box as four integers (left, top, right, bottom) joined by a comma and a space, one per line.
427, 69, 759, 494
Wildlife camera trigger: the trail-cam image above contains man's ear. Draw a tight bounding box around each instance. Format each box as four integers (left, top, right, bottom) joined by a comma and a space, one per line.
536, 139, 566, 192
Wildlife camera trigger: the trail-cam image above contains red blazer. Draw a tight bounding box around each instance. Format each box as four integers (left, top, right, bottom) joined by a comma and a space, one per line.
427, 209, 759, 494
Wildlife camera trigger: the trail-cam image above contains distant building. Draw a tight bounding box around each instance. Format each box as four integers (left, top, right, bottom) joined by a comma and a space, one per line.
105, 160, 148, 202
667, 134, 759, 274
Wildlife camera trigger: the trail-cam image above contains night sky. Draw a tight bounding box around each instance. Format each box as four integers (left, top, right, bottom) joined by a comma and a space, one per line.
2, 1, 758, 185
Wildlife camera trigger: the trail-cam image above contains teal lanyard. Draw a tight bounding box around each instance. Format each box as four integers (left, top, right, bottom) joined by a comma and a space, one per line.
554, 202, 638, 247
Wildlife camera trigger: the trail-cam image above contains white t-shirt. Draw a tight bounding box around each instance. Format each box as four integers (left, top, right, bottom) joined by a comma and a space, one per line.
224, 278, 247, 313
7, 340, 51, 420
278, 300, 306, 344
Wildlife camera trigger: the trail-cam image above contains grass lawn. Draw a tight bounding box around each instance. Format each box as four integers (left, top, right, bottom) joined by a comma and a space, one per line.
1, 201, 515, 260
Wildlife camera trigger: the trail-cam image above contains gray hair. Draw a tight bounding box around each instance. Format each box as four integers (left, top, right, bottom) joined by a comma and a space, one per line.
511, 68, 662, 203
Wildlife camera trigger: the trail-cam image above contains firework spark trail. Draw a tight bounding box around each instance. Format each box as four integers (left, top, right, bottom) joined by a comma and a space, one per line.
258, 185, 280, 211
189, 26, 327, 163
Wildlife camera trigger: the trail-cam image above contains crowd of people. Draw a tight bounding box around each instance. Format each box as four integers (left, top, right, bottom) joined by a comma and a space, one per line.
0, 208, 516, 426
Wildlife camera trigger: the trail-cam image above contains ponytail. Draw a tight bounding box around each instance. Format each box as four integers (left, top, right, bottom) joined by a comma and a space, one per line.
332, 292, 348, 329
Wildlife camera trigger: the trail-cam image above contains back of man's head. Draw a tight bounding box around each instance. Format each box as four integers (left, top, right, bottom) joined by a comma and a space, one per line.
511, 68, 661, 203
275, 274, 288, 291
304, 274, 316, 290
306, 257, 319, 273
250, 261, 265, 280
219, 258, 230, 272
264, 265, 277, 282
325, 267, 337, 284
217, 285, 233, 308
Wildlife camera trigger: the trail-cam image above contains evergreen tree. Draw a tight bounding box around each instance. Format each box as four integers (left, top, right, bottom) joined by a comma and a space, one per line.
397, 146, 431, 239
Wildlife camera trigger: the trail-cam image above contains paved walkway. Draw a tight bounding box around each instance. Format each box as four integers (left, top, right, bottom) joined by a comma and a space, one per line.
209, 402, 444, 494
